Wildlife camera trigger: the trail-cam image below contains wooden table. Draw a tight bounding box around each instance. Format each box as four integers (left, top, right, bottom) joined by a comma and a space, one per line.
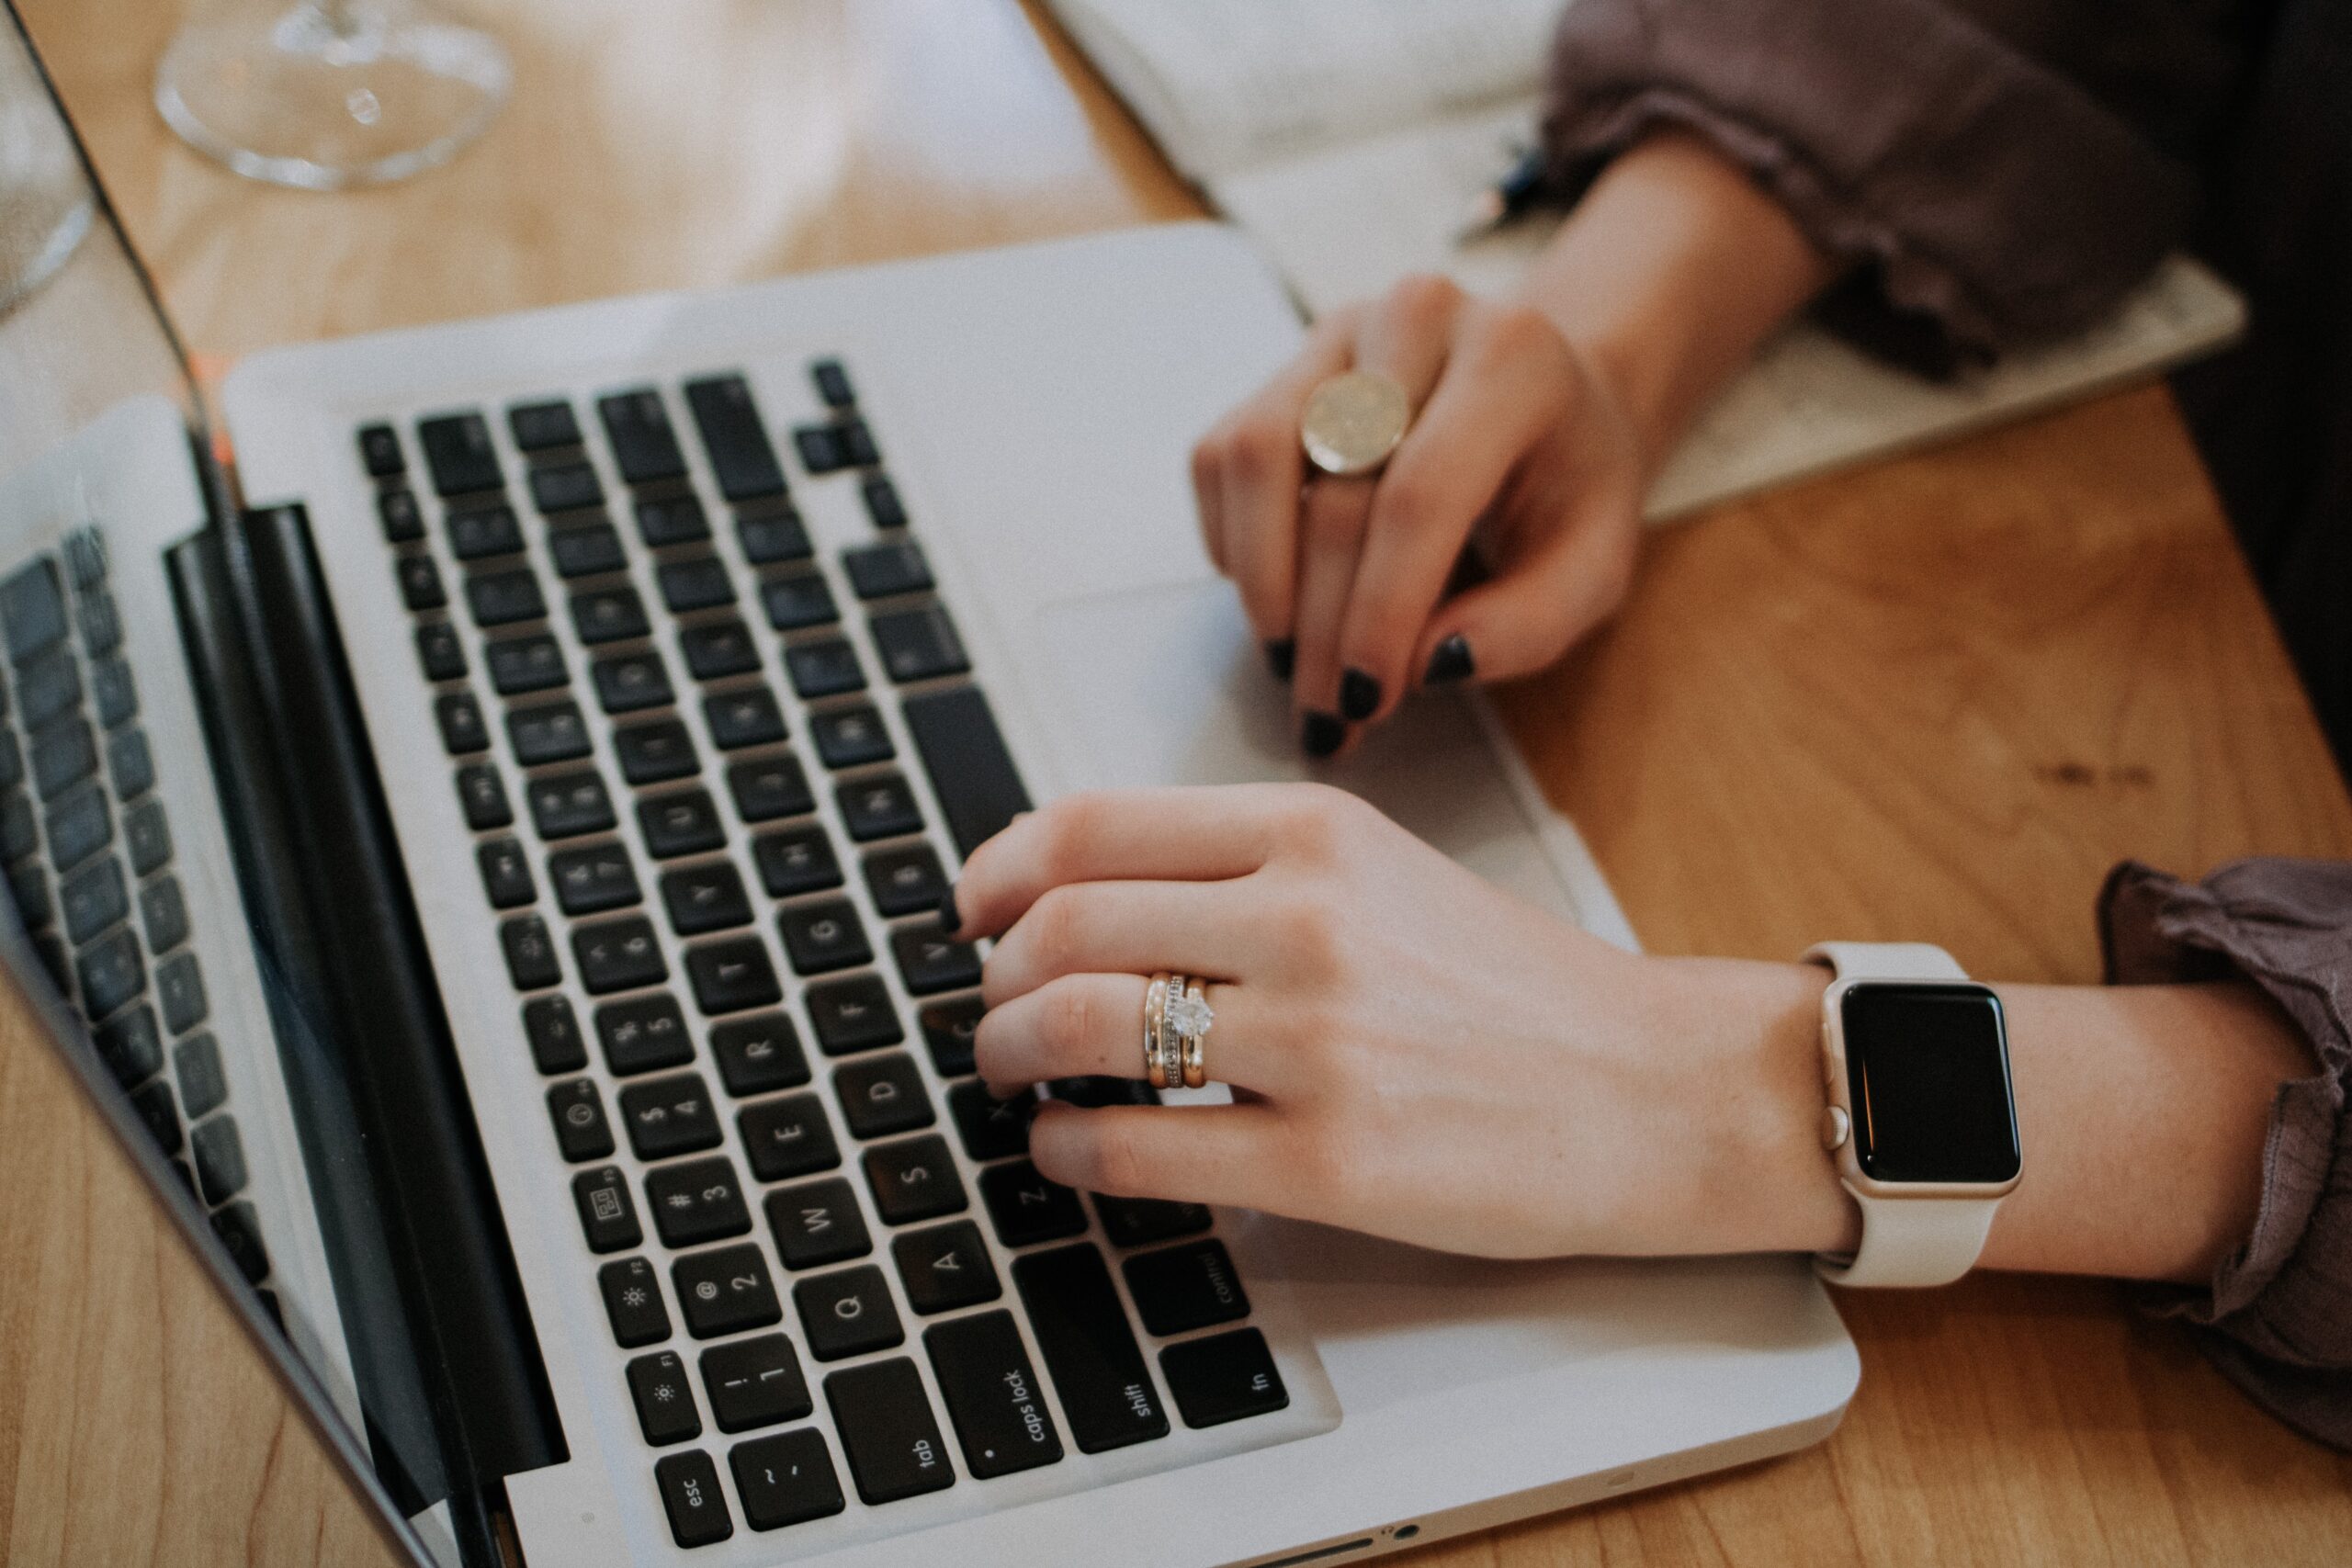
6, 2, 2348, 1563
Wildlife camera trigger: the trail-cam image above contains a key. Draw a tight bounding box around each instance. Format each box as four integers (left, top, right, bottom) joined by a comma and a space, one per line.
777, 898, 870, 976
925, 1310, 1064, 1478
919, 996, 983, 1077
792, 424, 847, 474
190, 1115, 247, 1203
548, 1077, 616, 1162
869, 604, 970, 683
863, 1134, 966, 1225
507, 399, 581, 452
62, 528, 105, 589
571, 586, 650, 644
627, 1350, 704, 1445
447, 502, 525, 560
507, 700, 592, 765
838, 421, 878, 467
759, 572, 836, 632
90, 658, 136, 728
397, 556, 448, 613
527, 770, 616, 840
836, 773, 921, 841
654, 1450, 734, 1549
903, 686, 1031, 859
1159, 1328, 1288, 1429
572, 914, 668, 994
729, 1429, 844, 1531
809, 359, 854, 409
416, 412, 503, 496
10, 861, 51, 930
646, 1156, 752, 1247
598, 1256, 672, 1347
356, 423, 405, 479
710, 1011, 808, 1097
1012, 1244, 1170, 1452
685, 936, 783, 1014
661, 862, 752, 936
435, 693, 489, 755
947, 1081, 1033, 1163
211, 1203, 269, 1283
575, 1165, 642, 1251
842, 541, 933, 601
638, 789, 725, 857
0, 731, 21, 793
77, 926, 145, 1020
615, 719, 699, 784
739, 1092, 841, 1182
548, 841, 642, 916
107, 728, 153, 798
93, 1002, 162, 1087
76, 591, 121, 658
379, 489, 424, 543
784, 638, 865, 701
700, 1333, 810, 1433
477, 838, 537, 908
598, 389, 689, 485
726, 753, 812, 822
636, 493, 711, 548
862, 843, 946, 917
592, 651, 673, 715
501, 915, 562, 989
752, 825, 841, 897
892, 1220, 1001, 1314
19, 649, 80, 729
672, 1244, 782, 1338
810, 704, 894, 769
45, 787, 110, 874
737, 507, 811, 566
835, 1054, 934, 1139
549, 520, 628, 578
823, 1359, 954, 1505
173, 1032, 227, 1117
464, 567, 545, 626
596, 993, 694, 1075
60, 856, 125, 945
0, 559, 66, 663
891, 928, 981, 996
684, 375, 788, 501
0, 791, 31, 863
704, 687, 787, 750
658, 556, 736, 615
524, 994, 588, 1073
528, 461, 604, 515
862, 474, 909, 531
455, 764, 513, 829
1123, 1240, 1250, 1336
415, 622, 467, 682
794, 1265, 902, 1360
805, 974, 903, 1055
1091, 1194, 1211, 1249
485, 633, 567, 695
681, 620, 761, 682
763, 1176, 872, 1269
619, 1072, 722, 1159
980, 1161, 1087, 1249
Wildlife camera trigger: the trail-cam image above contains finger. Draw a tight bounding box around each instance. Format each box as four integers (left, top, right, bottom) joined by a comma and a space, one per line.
1217, 315, 1358, 656
1414, 483, 1639, 685
1287, 474, 1374, 755
981, 878, 1267, 1005
975, 974, 1294, 1094
1027, 1100, 1287, 1209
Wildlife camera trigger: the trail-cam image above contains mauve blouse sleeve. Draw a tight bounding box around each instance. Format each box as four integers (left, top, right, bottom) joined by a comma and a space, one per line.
1535, 0, 2212, 369
2099, 859, 2352, 1451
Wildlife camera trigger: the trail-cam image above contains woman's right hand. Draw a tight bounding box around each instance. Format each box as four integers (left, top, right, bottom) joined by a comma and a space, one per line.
1189, 273, 1645, 755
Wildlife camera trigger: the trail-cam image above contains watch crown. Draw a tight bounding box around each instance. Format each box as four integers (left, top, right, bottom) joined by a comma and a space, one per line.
1819, 1104, 1851, 1152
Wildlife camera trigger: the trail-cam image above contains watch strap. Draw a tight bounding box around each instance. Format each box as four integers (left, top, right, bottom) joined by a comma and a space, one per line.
1803, 941, 1968, 982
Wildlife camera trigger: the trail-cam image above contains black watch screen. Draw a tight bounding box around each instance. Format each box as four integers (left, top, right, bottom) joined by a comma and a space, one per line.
1841, 982, 2020, 1184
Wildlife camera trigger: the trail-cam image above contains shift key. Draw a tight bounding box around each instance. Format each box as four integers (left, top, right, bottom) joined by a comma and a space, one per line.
1012, 1243, 1169, 1453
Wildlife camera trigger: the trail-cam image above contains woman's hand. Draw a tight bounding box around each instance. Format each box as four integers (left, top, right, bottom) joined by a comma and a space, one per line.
1191, 276, 1644, 757
948, 784, 1852, 1260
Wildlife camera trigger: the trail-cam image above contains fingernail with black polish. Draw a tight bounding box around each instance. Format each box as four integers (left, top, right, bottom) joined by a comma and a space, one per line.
1264, 638, 1295, 682
1424, 634, 1476, 685
1301, 711, 1346, 758
937, 883, 960, 934
1339, 668, 1382, 721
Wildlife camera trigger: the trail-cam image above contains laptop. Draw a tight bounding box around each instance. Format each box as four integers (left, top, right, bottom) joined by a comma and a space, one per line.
0, 11, 1854, 1566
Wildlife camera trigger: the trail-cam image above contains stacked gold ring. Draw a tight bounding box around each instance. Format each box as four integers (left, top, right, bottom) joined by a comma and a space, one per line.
1175, 979, 1210, 1089
1143, 972, 1187, 1089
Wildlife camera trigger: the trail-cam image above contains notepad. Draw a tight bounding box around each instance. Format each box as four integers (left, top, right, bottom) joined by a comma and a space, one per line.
1046, 0, 2245, 522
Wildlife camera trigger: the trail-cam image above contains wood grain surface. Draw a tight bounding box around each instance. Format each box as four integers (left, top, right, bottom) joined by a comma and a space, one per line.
4, 2, 2348, 1564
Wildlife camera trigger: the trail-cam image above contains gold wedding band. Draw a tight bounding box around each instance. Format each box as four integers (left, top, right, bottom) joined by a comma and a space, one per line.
1144, 973, 1184, 1089
1301, 368, 1411, 477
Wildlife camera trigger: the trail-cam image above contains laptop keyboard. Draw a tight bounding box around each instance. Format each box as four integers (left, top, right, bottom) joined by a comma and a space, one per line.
0, 531, 276, 1303
361, 362, 1289, 1549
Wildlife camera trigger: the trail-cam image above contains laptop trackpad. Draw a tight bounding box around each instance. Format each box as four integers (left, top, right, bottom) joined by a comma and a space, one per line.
1031, 580, 1580, 923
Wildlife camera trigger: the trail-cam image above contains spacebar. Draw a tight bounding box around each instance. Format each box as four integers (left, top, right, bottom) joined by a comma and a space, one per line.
902, 684, 1033, 859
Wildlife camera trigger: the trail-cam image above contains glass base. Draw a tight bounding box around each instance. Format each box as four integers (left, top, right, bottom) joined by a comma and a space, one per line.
154, 1, 510, 191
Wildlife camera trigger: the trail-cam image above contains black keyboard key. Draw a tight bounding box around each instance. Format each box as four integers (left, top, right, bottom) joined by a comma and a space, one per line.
764, 1176, 872, 1270
710, 1012, 808, 1097
599, 389, 690, 485
1092, 1194, 1211, 1249
919, 997, 983, 1077
684, 375, 788, 501
863, 843, 946, 917
784, 638, 865, 701
596, 993, 694, 1076
648, 1156, 752, 1247
811, 705, 894, 769
415, 622, 468, 682
455, 764, 513, 829
810, 358, 854, 408
527, 461, 604, 515
1014, 1244, 1170, 1453
549, 520, 628, 578
862, 474, 909, 531
599, 1256, 671, 1348
90, 658, 136, 728
507, 700, 592, 765
628, 1350, 704, 1446
435, 693, 489, 755
870, 604, 970, 684
842, 541, 932, 601
45, 787, 110, 874
792, 424, 845, 474
825, 1359, 953, 1505
548, 1077, 616, 1161
502, 915, 562, 989
661, 862, 751, 936
730, 1429, 844, 1531
465, 568, 545, 626
1, 559, 66, 665
760, 573, 836, 632
30, 717, 95, 800
379, 489, 424, 543
486, 633, 566, 695
681, 619, 761, 682
981, 1162, 1087, 1249
508, 400, 581, 452
190, 1114, 247, 1203
356, 423, 405, 479
947, 1081, 1032, 1163
174, 1032, 227, 1117
777, 898, 869, 976
740, 1093, 840, 1182
524, 994, 588, 1073
636, 493, 711, 548
726, 753, 811, 823
62, 528, 105, 590
18, 649, 78, 729
574, 915, 669, 994
1124, 1240, 1250, 1337
925, 1310, 1063, 1478
477, 838, 537, 908
76, 590, 120, 658
638, 789, 725, 857
839, 421, 878, 468
752, 825, 840, 897
615, 719, 699, 784
701, 1334, 810, 1433
527, 770, 616, 840
893, 1221, 1001, 1315
1160, 1328, 1287, 1429
737, 507, 811, 565
655, 1450, 733, 1549
571, 586, 650, 644
130, 1077, 179, 1154
94, 1003, 162, 1088
893, 928, 981, 997
574, 1166, 642, 1252
805, 974, 902, 1056
795, 1265, 902, 1360
593, 650, 673, 714
620, 1073, 723, 1159
686, 936, 783, 1014
212, 1202, 269, 1284
548, 841, 642, 915
447, 502, 525, 560
673, 1244, 782, 1339
904, 685, 1033, 859
417, 412, 503, 496
836, 1055, 933, 1139
76, 926, 144, 1020
9, 860, 50, 929
157, 951, 207, 1034
864, 1134, 966, 1225
32, 935, 68, 990
836, 774, 921, 843
658, 555, 736, 613
0, 731, 17, 791
0, 791, 31, 863
704, 686, 786, 750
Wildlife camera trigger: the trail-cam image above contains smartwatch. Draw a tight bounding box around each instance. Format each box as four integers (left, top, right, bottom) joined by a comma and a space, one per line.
1806, 942, 2020, 1287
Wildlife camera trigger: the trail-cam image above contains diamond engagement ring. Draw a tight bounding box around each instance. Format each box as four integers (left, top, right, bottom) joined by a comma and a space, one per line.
1168, 980, 1214, 1089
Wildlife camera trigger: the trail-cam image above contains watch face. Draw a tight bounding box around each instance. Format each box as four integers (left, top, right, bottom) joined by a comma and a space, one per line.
1842, 983, 2020, 1184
